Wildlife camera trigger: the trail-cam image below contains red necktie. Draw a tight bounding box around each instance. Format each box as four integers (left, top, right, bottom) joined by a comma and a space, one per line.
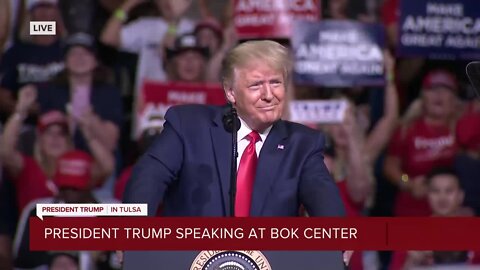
235, 131, 261, 217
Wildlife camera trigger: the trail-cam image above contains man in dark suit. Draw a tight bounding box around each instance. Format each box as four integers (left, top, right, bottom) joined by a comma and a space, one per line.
124, 40, 345, 218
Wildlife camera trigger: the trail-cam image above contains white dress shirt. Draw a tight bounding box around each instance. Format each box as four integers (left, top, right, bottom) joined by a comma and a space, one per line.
236, 117, 272, 169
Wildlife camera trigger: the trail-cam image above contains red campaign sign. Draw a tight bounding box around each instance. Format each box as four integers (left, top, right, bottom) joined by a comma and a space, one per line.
135, 81, 226, 137
234, 0, 320, 39
30, 217, 480, 251
141, 81, 225, 107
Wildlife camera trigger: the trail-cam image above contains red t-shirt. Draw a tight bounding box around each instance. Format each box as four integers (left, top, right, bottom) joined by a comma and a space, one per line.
13, 155, 56, 213
337, 181, 363, 270
388, 118, 457, 216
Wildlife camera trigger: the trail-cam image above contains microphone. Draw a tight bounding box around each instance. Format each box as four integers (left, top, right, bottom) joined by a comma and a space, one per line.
466, 61, 480, 99
222, 104, 240, 217
222, 105, 241, 133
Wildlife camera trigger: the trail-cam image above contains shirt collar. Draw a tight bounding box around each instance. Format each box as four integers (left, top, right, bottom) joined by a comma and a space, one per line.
237, 117, 272, 143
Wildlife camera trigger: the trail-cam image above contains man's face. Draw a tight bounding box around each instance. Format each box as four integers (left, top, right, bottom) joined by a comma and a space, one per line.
427, 174, 464, 216
225, 61, 285, 131
174, 50, 206, 82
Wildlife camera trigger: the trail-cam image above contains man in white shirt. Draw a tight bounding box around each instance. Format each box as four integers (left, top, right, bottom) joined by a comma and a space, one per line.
100, 0, 195, 90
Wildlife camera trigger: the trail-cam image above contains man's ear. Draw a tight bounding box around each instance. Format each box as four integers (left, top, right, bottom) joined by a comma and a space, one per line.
224, 84, 236, 104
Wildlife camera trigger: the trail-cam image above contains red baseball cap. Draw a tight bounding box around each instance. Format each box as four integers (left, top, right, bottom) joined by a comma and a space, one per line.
54, 150, 93, 190
194, 17, 224, 41
422, 70, 458, 92
37, 110, 69, 134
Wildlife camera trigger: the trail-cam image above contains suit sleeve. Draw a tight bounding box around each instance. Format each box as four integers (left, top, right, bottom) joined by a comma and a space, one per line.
299, 133, 346, 217
123, 107, 184, 216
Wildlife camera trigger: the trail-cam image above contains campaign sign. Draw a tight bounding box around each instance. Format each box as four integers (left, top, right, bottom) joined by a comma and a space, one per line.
398, 0, 480, 60
234, 0, 320, 39
135, 81, 226, 138
290, 100, 348, 124
292, 20, 385, 87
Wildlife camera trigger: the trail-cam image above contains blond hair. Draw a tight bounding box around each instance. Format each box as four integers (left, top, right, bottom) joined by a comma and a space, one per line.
221, 40, 292, 89
34, 130, 73, 178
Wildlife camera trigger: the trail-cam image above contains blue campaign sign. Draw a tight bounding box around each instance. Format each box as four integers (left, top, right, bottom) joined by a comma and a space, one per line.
398, 0, 480, 60
292, 20, 386, 87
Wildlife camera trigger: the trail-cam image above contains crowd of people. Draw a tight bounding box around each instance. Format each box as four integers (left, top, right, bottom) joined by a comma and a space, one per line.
0, 0, 479, 269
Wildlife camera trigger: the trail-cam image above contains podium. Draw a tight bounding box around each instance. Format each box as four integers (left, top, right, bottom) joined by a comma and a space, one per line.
123, 250, 345, 269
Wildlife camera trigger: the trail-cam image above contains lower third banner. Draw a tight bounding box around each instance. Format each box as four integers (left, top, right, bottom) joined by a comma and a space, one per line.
29, 217, 480, 251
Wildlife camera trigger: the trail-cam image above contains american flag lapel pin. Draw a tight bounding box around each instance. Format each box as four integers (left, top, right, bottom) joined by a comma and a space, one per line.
277, 144, 284, 150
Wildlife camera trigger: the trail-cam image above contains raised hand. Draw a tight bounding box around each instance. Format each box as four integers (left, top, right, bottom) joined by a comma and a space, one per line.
76, 107, 98, 141
221, 23, 238, 51
383, 50, 396, 82
15, 85, 37, 114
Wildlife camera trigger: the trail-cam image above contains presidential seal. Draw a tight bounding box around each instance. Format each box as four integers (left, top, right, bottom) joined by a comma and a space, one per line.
190, 250, 272, 270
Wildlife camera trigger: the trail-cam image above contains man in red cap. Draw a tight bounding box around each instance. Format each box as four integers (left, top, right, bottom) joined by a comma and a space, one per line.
13, 150, 117, 269
384, 69, 460, 216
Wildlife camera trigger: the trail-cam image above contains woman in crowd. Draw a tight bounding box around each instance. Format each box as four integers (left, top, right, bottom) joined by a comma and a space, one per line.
322, 110, 371, 270
312, 52, 398, 270
384, 69, 461, 216
38, 32, 123, 153
325, 52, 398, 207
0, 85, 114, 214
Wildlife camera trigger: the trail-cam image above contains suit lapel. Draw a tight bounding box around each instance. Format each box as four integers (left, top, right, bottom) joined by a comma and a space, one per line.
250, 120, 289, 216
210, 111, 232, 216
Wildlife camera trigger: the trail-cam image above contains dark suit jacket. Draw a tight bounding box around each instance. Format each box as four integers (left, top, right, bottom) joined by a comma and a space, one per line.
124, 104, 345, 217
